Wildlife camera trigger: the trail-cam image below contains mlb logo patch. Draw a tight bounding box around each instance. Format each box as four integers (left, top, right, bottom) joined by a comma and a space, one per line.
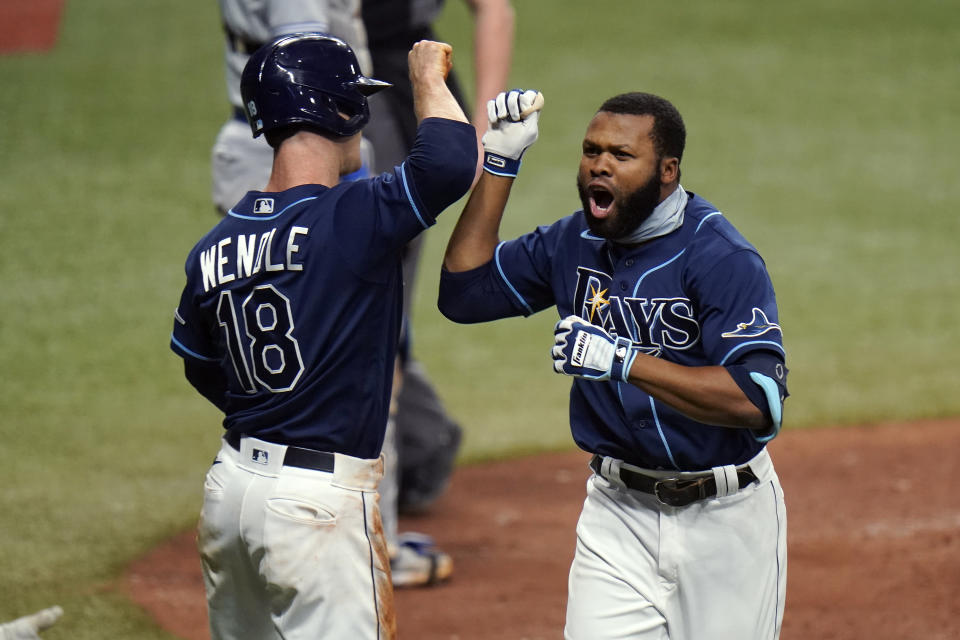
251, 449, 269, 465
254, 198, 274, 214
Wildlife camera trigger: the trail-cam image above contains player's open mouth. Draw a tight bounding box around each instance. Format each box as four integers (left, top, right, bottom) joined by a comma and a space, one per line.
588, 187, 614, 219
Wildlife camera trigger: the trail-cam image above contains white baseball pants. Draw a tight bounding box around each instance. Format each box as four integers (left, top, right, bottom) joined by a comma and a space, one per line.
198, 436, 395, 640
565, 448, 787, 640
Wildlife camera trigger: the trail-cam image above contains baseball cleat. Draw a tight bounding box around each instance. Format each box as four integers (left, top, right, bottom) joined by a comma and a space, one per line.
390, 532, 453, 588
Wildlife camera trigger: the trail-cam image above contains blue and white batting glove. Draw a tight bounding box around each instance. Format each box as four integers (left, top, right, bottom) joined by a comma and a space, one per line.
552, 315, 636, 382
481, 89, 543, 177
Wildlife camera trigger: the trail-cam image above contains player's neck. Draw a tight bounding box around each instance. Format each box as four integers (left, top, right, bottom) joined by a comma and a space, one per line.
264, 132, 345, 191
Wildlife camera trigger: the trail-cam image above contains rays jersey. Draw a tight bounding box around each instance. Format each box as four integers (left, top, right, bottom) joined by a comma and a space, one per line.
173, 118, 476, 458
439, 191, 788, 470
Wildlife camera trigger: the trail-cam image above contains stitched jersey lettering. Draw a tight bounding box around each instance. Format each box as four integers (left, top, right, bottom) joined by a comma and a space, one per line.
572, 266, 699, 355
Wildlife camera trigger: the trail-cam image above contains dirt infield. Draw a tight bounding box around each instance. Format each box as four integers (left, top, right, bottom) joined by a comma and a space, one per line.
125, 419, 960, 639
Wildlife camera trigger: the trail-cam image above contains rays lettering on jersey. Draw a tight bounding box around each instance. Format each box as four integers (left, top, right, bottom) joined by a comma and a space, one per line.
572, 266, 700, 356
199, 226, 309, 292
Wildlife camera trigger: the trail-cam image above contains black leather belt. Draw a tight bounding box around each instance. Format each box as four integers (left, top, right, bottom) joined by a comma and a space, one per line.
223, 26, 263, 55
589, 454, 757, 507
226, 431, 335, 473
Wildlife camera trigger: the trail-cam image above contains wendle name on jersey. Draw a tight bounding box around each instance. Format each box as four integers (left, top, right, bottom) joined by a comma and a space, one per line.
198, 225, 309, 292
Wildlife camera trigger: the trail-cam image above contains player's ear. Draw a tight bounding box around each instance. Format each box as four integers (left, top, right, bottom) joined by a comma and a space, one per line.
660, 156, 680, 184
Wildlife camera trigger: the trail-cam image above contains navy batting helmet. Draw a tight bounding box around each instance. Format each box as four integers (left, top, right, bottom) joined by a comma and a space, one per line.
240, 33, 391, 139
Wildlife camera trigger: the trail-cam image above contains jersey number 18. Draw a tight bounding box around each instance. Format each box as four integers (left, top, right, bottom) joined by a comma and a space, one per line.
216, 285, 305, 393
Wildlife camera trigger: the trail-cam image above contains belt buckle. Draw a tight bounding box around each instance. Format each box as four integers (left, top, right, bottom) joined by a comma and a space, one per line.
653, 478, 681, 506
654, 477, 707, 507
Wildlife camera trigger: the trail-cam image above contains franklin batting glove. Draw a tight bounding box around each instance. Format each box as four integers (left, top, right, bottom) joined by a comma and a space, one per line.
552, 315, 636, 382
481, 89, 543, 177
0, 606, 63, 640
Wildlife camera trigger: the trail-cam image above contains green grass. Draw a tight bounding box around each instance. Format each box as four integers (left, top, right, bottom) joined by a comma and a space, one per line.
0, 0, 958, 636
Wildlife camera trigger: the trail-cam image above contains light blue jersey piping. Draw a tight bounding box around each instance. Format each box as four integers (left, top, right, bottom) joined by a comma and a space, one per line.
228, 196, 319, 221
627, 211, 721, 298
614, 383, 679, 470
170, 334, 217, 362
650, 397, 680, 469
631, 250, 686, 298
719, 340, 786, 365
494, 242, 533, 314
695, 210, 723, 233
399, 162, 429, 229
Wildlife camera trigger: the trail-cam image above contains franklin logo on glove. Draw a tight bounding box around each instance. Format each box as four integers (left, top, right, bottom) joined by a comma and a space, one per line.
552, 315, 637, 383
572, 332, 591, 368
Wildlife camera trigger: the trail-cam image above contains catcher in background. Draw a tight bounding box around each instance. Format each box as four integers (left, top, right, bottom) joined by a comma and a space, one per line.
210, 0, 374, 217
439, 89, 789, 639
360, 0, 515, 587
172, 34, 475, 639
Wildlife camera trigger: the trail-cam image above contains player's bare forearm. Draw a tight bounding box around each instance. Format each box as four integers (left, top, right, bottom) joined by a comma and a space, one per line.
626, 354, 769, 430
409, 41, 469, 124
465, 0, 515, 132
443, 171, 514, 272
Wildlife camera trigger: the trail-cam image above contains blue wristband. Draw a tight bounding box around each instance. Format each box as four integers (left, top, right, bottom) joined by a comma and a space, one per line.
483, 152, 522, 178
610, 336, 636, 382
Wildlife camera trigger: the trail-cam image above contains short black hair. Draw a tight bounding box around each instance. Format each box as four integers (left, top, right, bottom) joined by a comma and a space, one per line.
598, 92, 686, 163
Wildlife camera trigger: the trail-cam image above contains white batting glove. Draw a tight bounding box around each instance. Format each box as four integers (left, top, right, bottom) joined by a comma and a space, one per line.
0, 606, 63, 640
552, 316, 636, 382
481, 89, 543, 177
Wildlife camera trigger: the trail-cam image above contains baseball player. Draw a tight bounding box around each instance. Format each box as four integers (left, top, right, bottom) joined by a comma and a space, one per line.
211, 0, 373, 216
210, 0, 455, 588
0, 606, 62, 640
171, 34, 475, 639
439, 90, 789, 639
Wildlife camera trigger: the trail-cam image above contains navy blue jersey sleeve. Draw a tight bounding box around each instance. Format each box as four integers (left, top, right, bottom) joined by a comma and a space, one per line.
335, 118, 476, 272
725, 350, 789, 442
437, 262, 529, 323
402, 118, 477, 220
333, 118, 477, 281
485, 225, 563, 316
438, 222, 563, 323
170, 261, 229, 411
170, 262, 218, 364
691, 249, 785, 366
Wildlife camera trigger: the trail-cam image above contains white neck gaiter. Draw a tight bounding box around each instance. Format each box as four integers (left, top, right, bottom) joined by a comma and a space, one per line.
615, 184, 688, 245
